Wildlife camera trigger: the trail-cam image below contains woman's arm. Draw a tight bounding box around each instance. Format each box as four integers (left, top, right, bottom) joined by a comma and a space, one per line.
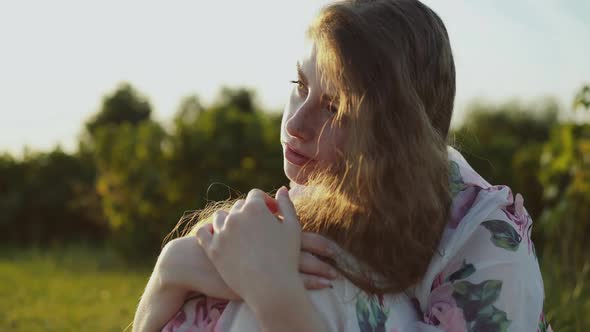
249, 278, 330, 332
133, 223, 339, 331
197, 188, 331, 332
132, 236, 238, 332
132, 261, 186, 332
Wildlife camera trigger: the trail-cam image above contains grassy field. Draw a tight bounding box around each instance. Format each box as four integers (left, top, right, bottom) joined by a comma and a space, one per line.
0, 245, 151, 331
1, 244, 588, 331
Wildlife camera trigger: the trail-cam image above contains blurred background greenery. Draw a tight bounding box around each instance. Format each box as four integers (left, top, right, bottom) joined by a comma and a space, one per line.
0, 82, 588, 331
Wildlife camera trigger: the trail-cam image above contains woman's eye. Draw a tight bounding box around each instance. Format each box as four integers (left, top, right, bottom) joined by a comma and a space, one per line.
289, 80, 307, 95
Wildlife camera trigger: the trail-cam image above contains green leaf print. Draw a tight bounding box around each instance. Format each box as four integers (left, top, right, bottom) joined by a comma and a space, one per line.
357, 299, 371, 332
470, 305, 510, 332
449, 160, 466, 196
452, 280, 503, 322
355, 295, 389, 332
447, 259, 476, 282
481, 219, 522, 251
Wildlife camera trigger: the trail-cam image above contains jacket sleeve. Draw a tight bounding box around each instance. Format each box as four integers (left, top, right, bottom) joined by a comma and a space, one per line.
407, 194, 548, 332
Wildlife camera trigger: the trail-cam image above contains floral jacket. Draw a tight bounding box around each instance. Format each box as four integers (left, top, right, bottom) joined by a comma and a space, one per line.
161, 146, 550, 332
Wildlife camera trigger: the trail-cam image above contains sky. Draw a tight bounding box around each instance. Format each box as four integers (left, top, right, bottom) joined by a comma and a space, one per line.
0, 0, 589, 155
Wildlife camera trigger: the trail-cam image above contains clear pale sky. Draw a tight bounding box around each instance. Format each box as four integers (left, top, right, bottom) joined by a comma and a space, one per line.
1, 0, 588, 154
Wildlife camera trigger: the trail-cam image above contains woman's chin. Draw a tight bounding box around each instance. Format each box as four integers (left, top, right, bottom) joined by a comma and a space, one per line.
284, 162, 310, 185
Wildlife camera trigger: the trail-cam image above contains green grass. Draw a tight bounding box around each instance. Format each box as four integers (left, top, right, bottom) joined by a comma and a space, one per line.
0, 245, 152, 331
1, 244, 588, 331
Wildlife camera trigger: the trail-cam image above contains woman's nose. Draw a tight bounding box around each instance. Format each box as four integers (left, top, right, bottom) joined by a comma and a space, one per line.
286, 104, 315, 142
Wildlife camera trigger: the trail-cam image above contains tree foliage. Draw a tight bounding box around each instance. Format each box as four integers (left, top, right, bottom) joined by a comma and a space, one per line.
86, 83, 152, 136
450, 99, 558, 241
84, 84, 284, 259
537, 85, 590, 331
0, 148, 106, 246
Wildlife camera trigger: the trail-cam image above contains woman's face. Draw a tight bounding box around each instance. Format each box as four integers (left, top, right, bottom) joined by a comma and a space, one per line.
281, 41, 345, 185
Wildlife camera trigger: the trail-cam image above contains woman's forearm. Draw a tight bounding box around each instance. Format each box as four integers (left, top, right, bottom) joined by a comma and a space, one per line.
249, 278, 329, 332
133, 269, 187, 332
133, 236, 240, 331
133, 239, 201, 332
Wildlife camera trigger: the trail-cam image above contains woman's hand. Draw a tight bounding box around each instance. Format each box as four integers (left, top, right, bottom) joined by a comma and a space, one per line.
197, 187, 331, 331
157, 221, 339, 298
299, 232, 340, 288
262, 188, 341, 288
196, 187, 304, 305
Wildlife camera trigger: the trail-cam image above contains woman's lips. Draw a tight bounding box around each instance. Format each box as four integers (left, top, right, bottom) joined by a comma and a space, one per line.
284, 144, 313, 166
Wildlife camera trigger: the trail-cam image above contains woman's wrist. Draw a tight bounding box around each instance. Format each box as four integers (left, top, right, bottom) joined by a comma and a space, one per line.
246, 276, 328, 332
246, 274, 305, 314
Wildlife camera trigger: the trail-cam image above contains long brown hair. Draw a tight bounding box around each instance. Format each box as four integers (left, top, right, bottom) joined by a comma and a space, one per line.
171, 0, 456, 295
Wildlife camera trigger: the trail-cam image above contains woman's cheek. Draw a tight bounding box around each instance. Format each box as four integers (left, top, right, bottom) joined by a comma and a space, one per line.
319, 133, 344, 165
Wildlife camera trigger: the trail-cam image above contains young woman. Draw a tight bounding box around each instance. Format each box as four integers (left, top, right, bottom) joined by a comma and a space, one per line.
133, 0, 549, 331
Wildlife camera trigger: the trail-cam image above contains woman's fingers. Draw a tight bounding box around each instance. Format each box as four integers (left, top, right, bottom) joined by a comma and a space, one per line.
301, 273, 333, 290
275, 186, 298, 225
299, 251, 339, 280
212, 210, 228, 234
229, 199, 245, 214
245, 188, 267, 206
301, 232, 337, 258
196, 225, 213, 249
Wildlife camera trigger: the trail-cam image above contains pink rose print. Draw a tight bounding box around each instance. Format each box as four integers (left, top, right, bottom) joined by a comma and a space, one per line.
424, 284, 468, 332
502, 192, 533, 254
503, 193, 527, 227
432, 306, 468, 332
162, 296, 229, 332
162, 310, 186, 332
